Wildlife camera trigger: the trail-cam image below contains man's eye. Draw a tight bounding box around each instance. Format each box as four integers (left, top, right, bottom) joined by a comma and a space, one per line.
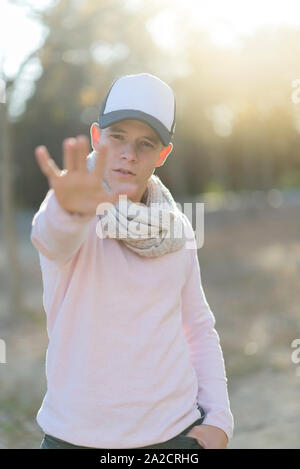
111, 134, 123, 140
141, 141, 154, 148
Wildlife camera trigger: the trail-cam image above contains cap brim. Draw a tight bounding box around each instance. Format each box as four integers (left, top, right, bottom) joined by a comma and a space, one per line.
98, 110, 172, 146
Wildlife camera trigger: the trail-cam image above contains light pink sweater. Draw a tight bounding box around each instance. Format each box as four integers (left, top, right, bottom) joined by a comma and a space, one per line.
31, 188, 234, 448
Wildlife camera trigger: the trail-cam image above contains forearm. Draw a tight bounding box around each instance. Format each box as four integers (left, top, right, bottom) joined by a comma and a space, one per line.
181, 232, 234, 442
188, 317, 234, 442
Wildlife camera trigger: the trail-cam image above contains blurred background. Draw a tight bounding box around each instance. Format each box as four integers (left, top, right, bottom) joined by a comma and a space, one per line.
1, 0, 300, 449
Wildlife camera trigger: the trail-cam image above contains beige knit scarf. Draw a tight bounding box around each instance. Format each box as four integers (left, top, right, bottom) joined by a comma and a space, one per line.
87, 151, 186, 257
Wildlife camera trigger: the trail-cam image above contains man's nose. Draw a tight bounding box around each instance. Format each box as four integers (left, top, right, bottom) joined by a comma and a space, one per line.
121, 142, 138, 160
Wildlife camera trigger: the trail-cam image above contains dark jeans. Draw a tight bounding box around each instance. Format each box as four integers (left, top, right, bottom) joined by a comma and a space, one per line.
40, 405, 206, 450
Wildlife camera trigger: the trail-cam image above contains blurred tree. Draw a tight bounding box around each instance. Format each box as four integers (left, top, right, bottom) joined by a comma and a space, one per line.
172, 25, 300, 193
9, 1, 300, 207
0, 64, 27, 318
13, 0, 174, 207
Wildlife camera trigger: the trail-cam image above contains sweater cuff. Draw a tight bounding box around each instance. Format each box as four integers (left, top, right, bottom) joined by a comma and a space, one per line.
48, 189, 95, 226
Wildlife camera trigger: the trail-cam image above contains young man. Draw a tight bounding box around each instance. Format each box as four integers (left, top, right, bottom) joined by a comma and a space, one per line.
31, 73, 234, 449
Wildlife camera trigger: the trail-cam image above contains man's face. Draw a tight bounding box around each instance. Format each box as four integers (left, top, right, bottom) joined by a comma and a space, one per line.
90, 119, 170, 203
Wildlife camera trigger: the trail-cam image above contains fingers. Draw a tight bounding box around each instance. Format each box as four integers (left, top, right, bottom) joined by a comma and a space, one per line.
63, 138, 82, 171
63, 136, 90, 172
63, 138, 77, 171
35, 146, 61, 180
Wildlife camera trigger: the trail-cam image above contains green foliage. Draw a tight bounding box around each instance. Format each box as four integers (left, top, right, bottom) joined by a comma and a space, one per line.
278, 171, 300, 189
203, 181, 226, 194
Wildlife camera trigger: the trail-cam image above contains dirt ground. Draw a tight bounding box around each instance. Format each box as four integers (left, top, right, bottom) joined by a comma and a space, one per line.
0, 201, 299, 449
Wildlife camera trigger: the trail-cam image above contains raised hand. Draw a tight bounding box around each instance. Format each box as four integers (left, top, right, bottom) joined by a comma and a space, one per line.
34, 135, 136, 216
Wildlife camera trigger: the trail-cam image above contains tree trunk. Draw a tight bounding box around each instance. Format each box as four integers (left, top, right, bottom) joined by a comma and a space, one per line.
0, 98, 23, 319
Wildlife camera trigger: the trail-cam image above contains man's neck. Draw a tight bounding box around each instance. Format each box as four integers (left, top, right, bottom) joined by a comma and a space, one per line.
141, 187, 148, 205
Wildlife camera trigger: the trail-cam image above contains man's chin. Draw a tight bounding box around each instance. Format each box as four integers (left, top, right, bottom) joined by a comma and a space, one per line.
105, 180, 141, 203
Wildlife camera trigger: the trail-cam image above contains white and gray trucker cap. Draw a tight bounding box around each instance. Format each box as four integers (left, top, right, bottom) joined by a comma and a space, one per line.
98, 73, 176, 146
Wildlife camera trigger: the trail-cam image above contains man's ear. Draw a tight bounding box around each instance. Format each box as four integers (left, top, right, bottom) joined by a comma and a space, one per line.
90, 122, 101, 150
155, 143, 173, 167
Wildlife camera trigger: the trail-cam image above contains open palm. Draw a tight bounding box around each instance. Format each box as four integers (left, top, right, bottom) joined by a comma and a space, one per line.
34, 135, 136, 216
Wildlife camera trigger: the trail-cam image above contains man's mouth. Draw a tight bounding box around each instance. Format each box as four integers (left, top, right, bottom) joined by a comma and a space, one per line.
114, 169, 135, 176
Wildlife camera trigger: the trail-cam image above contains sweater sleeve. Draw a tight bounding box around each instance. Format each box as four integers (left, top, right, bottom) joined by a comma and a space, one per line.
181, 217, 234, 442
30, 188, 95, 266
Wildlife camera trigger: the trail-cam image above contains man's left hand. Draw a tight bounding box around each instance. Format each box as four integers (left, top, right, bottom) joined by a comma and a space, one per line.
185, 424, 228, 449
